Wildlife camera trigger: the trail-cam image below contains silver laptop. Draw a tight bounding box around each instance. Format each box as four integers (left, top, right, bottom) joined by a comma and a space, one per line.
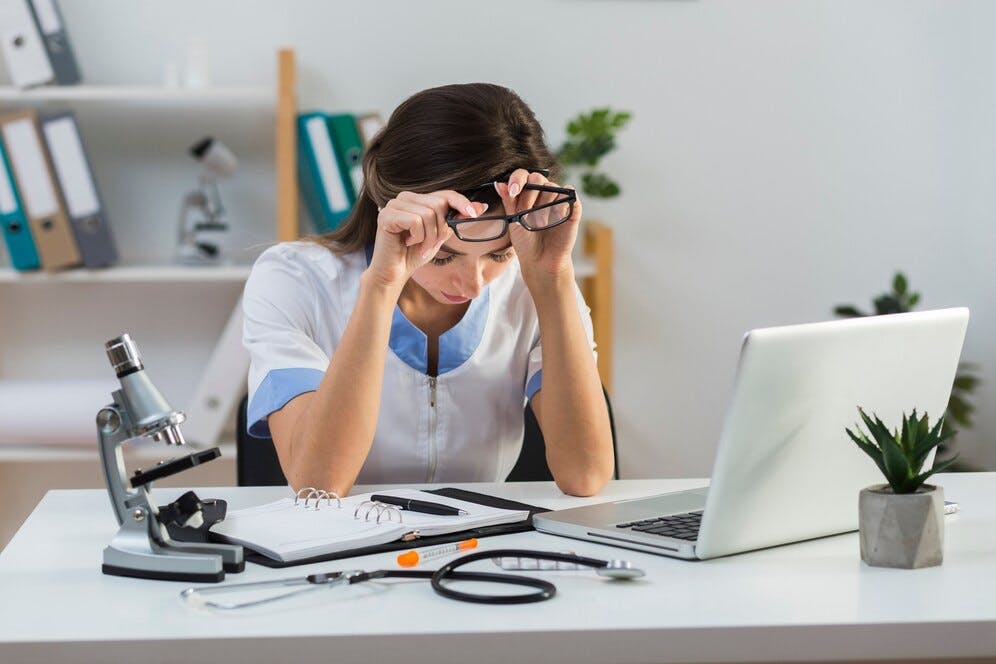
534, 308, 969, 560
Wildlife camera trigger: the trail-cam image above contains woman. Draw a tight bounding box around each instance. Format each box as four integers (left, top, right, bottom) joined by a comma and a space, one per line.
243, 83, 613, 497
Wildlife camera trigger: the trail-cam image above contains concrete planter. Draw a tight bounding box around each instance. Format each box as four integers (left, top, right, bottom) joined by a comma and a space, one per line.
859, 483, 944, 569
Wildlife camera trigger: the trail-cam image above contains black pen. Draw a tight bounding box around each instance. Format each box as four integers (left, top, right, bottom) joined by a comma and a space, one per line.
370, 495, 469, 516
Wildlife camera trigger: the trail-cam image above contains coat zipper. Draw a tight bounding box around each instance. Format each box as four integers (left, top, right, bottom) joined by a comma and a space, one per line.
426, 376, 438, 482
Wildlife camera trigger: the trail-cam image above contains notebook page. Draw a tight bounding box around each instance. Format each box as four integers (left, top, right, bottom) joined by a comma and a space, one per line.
210, 496, 408, 562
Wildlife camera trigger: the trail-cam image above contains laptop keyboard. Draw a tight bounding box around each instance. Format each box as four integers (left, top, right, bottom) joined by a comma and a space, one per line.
615, 510, 703, 541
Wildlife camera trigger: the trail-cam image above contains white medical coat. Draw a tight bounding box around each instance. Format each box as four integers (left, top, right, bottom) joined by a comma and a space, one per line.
243, 241, 596, 484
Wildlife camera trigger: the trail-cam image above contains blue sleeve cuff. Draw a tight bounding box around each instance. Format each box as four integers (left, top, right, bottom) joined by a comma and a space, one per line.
526, 369, 543, 401
247, 367, 325, 438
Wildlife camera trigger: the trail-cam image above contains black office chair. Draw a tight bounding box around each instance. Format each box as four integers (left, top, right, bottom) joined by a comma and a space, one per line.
235, 389, 618, 486
505, 387, 618, 481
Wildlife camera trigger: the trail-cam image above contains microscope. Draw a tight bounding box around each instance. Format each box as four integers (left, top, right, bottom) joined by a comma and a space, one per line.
97, 334, 243, 582
175, 136, 238, 265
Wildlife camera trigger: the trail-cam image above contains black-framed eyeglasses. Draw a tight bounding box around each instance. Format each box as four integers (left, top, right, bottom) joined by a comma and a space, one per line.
446, 177, 576, 242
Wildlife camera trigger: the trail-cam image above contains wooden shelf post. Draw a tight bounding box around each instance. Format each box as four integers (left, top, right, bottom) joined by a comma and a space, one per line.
276, 48, 297, 242
580, 220, 614, 392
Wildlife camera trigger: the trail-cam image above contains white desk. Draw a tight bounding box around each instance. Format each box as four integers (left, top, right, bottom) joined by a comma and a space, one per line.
1, 475, 995, 664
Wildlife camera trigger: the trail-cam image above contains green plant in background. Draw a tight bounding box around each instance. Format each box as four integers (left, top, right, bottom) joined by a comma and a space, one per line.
557, 108, 632, 198
834, 272, 981, 464
846, 408, 957, 493
833, 272, 921, 317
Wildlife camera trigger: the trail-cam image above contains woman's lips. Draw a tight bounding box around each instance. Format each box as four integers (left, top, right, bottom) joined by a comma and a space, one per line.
442, 292, 470, 303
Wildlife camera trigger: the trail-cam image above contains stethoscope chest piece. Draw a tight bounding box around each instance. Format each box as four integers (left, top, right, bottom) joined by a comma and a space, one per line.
596, 559, 645, 580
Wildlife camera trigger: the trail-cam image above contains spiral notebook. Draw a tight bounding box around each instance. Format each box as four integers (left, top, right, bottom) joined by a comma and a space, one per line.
209, 488, 536, 565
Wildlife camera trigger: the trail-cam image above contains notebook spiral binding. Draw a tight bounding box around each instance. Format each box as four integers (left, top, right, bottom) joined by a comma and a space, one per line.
354, 500, 403, 524
291, 487, 402, 524
293, 487, 341, 510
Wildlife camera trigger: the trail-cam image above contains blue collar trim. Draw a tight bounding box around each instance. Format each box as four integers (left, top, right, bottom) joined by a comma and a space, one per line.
390, 308, 429, 374
365, 243, 491, 375
437, 288, 490, 374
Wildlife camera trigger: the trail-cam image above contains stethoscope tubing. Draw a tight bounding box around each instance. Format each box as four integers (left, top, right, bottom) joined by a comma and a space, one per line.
429, 548, 610, 604
182, 548, 624, 608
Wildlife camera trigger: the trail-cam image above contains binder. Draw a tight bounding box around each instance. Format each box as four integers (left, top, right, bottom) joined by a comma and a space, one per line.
203, 487, 548, 569
0, 135, 40, 270
40, 111, 117, 267
0, 0, 55, 89
0, 110, 80, 271
297, 111, 352, 233
26, 0, 81, 85
355, 112, 384, 149
327, 114, 364, 202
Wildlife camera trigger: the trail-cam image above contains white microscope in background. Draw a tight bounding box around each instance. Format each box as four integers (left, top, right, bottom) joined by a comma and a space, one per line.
175, 136, 238, 265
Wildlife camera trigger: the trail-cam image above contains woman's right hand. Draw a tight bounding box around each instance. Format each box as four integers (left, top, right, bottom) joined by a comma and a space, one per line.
366, 190, 487, 289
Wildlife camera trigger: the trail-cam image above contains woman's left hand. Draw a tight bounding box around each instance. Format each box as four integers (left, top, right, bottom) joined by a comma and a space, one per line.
495, 169, 581, 282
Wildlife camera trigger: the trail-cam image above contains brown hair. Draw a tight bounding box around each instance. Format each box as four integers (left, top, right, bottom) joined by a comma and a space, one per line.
309, 83, 560, 254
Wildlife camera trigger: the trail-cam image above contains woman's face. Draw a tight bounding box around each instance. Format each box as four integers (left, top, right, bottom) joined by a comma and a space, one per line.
409, 230, 516, 305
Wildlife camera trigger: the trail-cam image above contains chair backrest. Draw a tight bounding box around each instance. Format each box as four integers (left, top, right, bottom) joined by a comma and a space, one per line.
505, 387, 619, 481
235, 389, 618, 486
236, 394, 288, 486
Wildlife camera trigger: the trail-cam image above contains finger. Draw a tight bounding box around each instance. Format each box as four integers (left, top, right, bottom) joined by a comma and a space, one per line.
505, 168, 530, 199
535, 175, 559, 209
430, 190, 478, 220
516, 171, 547, 214
566, 184, 582, 224
422, 194, 456, 252
435, 225, 454, 254
418, 205, 438, 256
448, 200, 490, 221
386, 202, 430, 246
494, 182, 516, 218
438, 200, 457, 244
379, 205, 420, 243
394, 194, 437, 249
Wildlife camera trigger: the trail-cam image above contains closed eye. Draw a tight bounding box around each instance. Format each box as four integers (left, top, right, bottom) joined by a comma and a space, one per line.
430, 251, 514, 267
431, 254, 456, 266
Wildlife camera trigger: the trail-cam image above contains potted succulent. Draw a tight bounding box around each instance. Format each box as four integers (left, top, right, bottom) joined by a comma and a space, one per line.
846, 408, 957, 568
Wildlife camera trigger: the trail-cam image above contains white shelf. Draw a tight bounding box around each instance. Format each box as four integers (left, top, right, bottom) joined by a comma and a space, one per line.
0, 264, 251, 283
0, 85, 274, 106
0, 442, 236, 463
0, 85, 272, 105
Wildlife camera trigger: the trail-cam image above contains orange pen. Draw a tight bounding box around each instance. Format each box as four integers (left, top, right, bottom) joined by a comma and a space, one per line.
396, 538, 478, 567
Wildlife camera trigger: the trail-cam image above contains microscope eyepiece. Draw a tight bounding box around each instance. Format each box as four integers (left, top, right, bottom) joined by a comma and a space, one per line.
105, 334, 143, 378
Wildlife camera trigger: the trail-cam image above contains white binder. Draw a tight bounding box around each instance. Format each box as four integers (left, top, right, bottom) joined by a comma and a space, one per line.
41, 111, 117, 267
0, 0, 54, 89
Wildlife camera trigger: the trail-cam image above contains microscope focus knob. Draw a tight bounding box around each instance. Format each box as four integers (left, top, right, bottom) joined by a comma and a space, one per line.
97, 407, 122, 435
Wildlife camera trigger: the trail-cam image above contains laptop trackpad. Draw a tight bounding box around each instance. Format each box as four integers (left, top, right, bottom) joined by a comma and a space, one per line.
615, 488, 709, 521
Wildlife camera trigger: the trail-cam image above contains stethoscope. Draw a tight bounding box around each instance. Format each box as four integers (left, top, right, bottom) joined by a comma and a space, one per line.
180, 549, 645, 609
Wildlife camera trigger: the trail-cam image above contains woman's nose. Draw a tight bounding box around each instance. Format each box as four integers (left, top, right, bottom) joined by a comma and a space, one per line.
455, 264, 485, 297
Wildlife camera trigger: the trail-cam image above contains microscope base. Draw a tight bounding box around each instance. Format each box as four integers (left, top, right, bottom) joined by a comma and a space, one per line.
102, 544, 226, 583
101, 515, 242, 583
103, 561, 223, 584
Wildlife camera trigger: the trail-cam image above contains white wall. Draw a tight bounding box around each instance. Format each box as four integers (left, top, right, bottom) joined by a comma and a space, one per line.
22, 0, 996, 475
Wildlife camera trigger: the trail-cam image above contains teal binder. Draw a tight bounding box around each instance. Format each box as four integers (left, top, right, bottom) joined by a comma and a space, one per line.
327, 114, 364, 203
297, 111, 353, 234
0, 137, 40, 271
